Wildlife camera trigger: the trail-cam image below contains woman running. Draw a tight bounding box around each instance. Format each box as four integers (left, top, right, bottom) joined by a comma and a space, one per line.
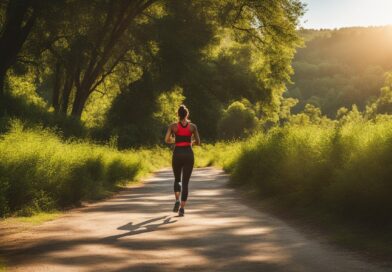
165, 105, 200, 217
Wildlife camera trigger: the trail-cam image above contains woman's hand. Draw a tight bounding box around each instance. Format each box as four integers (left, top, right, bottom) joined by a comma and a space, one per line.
191, 124, 201, 146
192, 140, 200, 146
167, 136, 175, 144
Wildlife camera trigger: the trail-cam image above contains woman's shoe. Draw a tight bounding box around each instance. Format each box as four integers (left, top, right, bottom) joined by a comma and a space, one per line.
173, 200, 180, 212
178, 207, 185, 217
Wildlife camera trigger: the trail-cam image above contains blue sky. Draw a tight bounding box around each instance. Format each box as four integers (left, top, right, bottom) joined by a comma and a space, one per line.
302, 0, 392, 29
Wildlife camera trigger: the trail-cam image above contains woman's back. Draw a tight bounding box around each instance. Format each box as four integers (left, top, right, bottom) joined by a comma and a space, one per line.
164, 105, 200, 217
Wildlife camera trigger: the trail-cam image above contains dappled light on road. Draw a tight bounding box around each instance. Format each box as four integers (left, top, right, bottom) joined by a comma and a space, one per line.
0, 168, 388, 272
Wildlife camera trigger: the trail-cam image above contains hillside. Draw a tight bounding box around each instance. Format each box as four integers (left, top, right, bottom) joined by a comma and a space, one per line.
288, 26, 392, 117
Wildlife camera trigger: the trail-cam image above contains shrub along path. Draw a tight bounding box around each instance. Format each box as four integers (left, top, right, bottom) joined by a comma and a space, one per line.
0, 168, 388, 271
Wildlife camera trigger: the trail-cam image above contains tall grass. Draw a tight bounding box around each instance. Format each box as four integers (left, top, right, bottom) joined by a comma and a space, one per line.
0, 257, 5, 272
193, 141, 243, 170
0, 120, 170, 217
229, 120, 392, 226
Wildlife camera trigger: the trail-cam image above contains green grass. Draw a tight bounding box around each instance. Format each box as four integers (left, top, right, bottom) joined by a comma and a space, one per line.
15, 211, 62, 225
0, 211, 61, 235
0, 257, 5, 272
0, 120, 170, 218
230, 120, 392, 225
193, 141, 243, 170
225, 119, 392, 260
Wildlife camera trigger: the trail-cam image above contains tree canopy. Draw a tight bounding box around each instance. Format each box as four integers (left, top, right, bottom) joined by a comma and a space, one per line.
1, 0, 305, 146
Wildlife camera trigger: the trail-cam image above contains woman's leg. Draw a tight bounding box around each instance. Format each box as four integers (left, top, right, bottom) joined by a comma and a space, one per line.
172, 151, 183, 201
180, 150, 194, 208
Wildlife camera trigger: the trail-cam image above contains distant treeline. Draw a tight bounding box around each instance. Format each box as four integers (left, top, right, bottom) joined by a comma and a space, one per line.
288, 26, 392, 117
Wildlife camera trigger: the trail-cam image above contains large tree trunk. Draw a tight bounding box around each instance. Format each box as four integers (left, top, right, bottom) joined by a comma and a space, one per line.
66, 0, 157, 120
52, 62, 62, 112
60, 73, 74, 115
0, 68, 6, 97
71, 89, 89, 118
0, 68, 6, 116
0, 0, 36, 94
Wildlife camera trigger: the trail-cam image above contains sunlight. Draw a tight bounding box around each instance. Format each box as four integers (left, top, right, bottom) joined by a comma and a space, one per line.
304, 0, 392, 29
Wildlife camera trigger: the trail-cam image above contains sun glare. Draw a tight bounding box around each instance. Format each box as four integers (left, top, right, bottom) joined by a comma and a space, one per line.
303, 0, 392, 29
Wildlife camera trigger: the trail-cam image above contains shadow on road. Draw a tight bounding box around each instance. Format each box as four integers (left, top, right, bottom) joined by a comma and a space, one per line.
1, 168, 388, 272
104, 216, 177, 240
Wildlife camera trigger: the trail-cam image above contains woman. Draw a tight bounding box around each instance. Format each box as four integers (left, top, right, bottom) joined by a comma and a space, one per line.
165, 105, 200, 217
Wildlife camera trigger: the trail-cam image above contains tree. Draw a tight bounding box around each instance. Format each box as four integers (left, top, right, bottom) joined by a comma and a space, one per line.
107, 0, 305, 143
365, 72, 392, 117
0, 0, 37, 96
288, 27, 392, 117
70, 0, 158, 118
218, 100, 258, 139
279, 97, 299, 123
31, 0, 158, 118
2, 0, 306, 145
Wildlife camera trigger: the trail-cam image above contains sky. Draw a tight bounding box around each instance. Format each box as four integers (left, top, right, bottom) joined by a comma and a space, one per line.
302, 0, 392, 29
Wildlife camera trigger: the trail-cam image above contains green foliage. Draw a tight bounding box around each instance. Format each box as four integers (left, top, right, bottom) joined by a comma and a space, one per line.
104, 77, 186, 147
366, 72, 392, 117
102, 0, 304, 146
15, 212, 61, 225
279, 97, 299, 121
229, 119, 392, 225
1, 0, 305, 146
288, 27, 392, 116
7, 71, 47, 108
82, 76, 123, 128
153, 86, 185, 126
193, 141, 243, 171
0, 120, 170, 217
0, 257, 5, 272
27, 0, 160, 118
337, 105, 364, 124
218, 100, 258, 139
287, 103, 335, 126
0, 91, 85, 138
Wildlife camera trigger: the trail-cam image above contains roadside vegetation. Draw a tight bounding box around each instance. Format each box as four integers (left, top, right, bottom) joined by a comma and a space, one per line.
0, 119, 170, 218
230, 119, 392, 226
0, 259, 5, 272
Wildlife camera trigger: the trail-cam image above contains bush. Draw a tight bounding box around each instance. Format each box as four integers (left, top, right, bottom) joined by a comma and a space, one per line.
218, 100, 258, 139
230, 119, 392, 225
0, 121, 170, 217
193, 141, 243, 171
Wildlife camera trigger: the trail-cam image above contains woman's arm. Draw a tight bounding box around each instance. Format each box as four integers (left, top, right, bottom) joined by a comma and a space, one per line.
165, 124, 175, 144
192, 124, 201, 146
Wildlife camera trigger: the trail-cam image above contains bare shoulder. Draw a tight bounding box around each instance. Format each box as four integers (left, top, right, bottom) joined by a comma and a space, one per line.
190, 123, 198, 132
169, 122, 177, 128
169, 122, 178, 132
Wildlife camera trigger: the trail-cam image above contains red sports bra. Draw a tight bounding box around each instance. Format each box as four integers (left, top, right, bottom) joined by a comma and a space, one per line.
175, 122, 192, 147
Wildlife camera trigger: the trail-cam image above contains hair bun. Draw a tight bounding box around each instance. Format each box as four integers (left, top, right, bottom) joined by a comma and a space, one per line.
178, 105, 189, 120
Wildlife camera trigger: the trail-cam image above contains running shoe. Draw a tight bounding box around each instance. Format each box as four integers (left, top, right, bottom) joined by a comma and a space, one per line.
178, 207, 185, 217
173, 200, 180, 212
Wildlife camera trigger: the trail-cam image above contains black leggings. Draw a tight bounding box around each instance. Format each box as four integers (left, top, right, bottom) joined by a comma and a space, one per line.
172, 146, 194, 201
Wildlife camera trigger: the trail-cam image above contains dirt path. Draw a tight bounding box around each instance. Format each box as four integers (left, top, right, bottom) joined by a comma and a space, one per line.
0, 168, 390, 272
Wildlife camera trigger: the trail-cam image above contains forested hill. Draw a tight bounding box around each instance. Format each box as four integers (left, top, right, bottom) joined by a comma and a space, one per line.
288, 26, 392, 117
